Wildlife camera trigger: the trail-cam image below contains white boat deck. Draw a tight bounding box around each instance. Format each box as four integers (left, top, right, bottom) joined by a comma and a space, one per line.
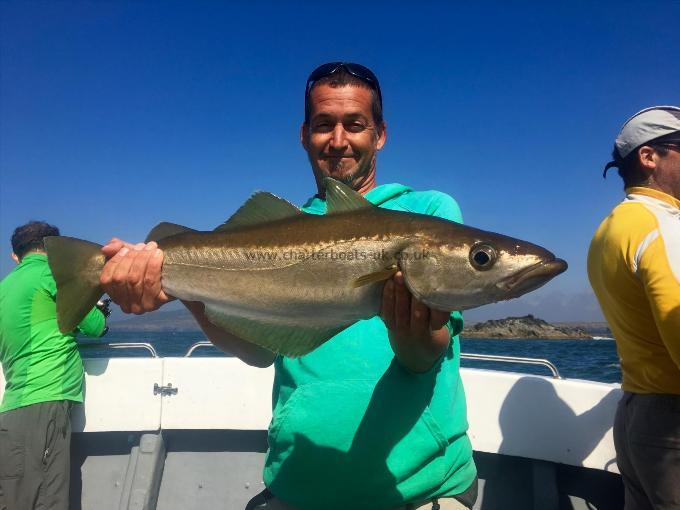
0, 356, 623, 509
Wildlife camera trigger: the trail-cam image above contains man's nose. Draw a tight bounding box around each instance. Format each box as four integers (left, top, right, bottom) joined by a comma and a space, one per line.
329, 123, 349, 149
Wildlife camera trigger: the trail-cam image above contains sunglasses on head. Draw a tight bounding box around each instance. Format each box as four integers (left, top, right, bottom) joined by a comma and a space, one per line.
304, 62, 382, 110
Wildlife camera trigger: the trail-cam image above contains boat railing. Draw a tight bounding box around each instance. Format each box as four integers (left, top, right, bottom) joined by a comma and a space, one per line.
460, 352, 561, 379
184, 341, 216, 357
182, 342, 562, 378
79, 342, 561, 377
78, 342, 159, 358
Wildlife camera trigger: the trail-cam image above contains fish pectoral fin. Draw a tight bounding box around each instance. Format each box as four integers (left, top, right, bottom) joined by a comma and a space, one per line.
146, 222, 197, 242
216, 192, 302, 231
351, 265, 398, 288
324, 178, 374, 214
203, 306, 346, 357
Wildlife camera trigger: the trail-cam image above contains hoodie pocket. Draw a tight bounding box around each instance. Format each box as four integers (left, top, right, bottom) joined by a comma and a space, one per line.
267, 380, 448, 498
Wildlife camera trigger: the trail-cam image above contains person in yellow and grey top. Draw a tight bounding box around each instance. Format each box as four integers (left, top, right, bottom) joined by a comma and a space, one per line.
0, 221, 110, 510
588, 106, 680, 510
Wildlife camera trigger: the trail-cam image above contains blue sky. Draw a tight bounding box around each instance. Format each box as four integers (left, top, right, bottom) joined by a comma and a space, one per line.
1, 1, 678, 322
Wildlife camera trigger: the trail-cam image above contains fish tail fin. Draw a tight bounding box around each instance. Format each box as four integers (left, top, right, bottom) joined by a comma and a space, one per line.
44, 236, 106, 333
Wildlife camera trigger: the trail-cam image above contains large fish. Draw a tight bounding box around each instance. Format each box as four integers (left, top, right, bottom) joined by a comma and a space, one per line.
45, 179, 567, 356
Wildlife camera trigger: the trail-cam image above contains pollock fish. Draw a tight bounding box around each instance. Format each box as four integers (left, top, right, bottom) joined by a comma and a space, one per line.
45, 179, 567, 356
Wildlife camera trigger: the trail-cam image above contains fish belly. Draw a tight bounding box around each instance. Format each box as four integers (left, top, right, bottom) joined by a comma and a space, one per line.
161, 239, 398, 328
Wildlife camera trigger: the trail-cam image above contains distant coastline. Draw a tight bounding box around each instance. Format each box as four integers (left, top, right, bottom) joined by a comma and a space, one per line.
461, 315, 603, 340
109, 309, 610, 340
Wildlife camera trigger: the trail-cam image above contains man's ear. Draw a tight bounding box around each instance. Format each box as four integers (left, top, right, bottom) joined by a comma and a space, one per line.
11, 252, 19, 264
376, 121, 387, 151
637, 146, 658, 177
300, 122, 309, 151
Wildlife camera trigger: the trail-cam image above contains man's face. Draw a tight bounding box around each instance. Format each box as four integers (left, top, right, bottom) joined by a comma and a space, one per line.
656, 144, 680, 199
301, 84, 386, 192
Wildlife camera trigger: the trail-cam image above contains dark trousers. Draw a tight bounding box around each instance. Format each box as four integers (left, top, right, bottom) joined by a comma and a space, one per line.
0, 401, 72, 510
614, 392, 680, 510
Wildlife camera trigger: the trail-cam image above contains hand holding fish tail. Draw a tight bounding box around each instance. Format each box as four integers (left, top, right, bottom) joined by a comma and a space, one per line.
381, 271, 452, 373
100, 238, 173, 314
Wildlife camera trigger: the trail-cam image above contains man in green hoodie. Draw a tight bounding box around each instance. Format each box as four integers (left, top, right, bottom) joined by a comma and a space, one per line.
99, 63, 477, 510
0, 221, 108, 510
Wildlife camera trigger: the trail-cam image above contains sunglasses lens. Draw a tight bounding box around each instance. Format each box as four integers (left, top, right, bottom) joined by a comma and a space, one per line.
344, 63, 378, 86
307, 62, 343, 82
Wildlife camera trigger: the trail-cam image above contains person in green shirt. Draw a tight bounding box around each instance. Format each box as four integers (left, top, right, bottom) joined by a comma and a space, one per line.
98, 63, 477, 510
0, 221, 108, 510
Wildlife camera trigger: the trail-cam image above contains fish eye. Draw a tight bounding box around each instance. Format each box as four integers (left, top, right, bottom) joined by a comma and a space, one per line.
469, 243, 497, 271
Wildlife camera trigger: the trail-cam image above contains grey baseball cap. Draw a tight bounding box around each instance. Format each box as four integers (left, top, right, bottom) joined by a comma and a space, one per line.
603, 105, 680, 177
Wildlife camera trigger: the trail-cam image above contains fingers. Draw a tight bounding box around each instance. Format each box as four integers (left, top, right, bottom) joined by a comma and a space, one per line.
383, 271, 425, 334
100, 240, 167, 315
381, 271, 450, 334
141, 245, 168, 311
411, 298, 430, 333
380, 272, 412, 332
382, 272, 453, 371
127, 244, 155, 314
101, 237, 136, 258
393, 272, 411, 331
380, 278, 396, 330
100, 246, 131, 312
429, 309, 450, 331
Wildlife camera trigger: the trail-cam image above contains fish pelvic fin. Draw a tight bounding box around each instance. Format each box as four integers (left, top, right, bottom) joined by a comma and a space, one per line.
203, 306, 347, 357
146, 222, 197, 243
216, 192, 302, 231
324, 178, 373, 214
44, 236, 106, 334
352, 265, 399, 288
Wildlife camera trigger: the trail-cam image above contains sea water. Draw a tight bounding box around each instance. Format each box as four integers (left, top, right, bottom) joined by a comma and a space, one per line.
78, 330, 621, 384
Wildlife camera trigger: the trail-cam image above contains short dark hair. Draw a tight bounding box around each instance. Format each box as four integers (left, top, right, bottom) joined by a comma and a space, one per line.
614, 143, 670, 189
304, 68, 384, 130
11, 221, 60, 259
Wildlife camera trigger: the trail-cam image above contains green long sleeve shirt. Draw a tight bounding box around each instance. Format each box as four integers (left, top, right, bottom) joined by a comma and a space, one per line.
0, 253, 106, 412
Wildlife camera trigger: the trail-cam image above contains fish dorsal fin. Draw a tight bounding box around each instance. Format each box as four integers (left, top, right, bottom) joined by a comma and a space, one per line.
324, 178, 373, 214
215, 192, 302, 231
146, 222, 197, 242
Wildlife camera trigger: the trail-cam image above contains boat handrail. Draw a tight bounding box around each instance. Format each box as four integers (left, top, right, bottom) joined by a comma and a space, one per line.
184, 341, 215, 357
460, 352, 562, 379
186, 344, 561, 377
78, 341, 560, 376
78, 342, 158, 358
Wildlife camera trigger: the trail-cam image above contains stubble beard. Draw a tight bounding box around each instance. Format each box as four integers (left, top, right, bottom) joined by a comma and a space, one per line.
332, 162, 361, 186
322, 156, 374, 188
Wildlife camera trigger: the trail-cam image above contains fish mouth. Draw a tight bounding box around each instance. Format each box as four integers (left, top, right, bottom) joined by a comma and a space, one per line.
498, 258, 568, 297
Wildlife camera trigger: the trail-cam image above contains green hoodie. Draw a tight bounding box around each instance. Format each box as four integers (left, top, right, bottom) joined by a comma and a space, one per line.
263, 183, 476, 510
0, 253, 106, 412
